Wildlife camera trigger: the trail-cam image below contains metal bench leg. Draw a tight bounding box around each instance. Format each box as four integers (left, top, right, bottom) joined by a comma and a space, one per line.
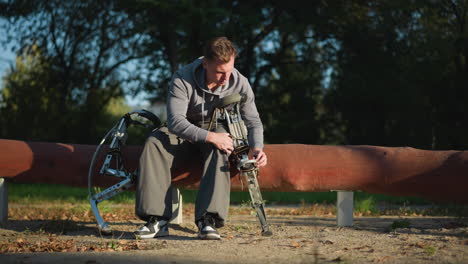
170, 187, 183, 224
0, 178, 7, 225
337, 191, 353, 227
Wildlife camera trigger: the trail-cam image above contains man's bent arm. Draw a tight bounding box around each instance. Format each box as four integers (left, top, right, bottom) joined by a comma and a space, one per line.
166, 74, 209, 143
239, 78, 264, 150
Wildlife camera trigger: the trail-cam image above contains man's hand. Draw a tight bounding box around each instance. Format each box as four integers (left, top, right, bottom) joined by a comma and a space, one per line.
206, 132, 234, 155
251, 147, 267, 167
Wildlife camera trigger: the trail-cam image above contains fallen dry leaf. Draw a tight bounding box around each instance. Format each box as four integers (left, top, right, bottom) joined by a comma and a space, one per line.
353, 245, 374, 253
290, 242, 301, 248
415, 242, 426, 248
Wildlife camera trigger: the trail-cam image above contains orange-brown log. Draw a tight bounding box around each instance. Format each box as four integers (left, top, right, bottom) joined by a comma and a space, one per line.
1, 139, 467, 203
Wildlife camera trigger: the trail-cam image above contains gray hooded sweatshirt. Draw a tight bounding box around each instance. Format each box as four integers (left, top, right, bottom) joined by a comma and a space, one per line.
167, 57, 264, 150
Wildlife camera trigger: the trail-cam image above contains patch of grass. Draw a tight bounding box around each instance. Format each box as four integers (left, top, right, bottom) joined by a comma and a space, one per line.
99, 204, 113, 214
8, 182, 135, 204
69, 204, 90, 214
232, 225, 248, 232
9, 183, 88, 203
355, 197, 377, 215
239, 200, 251, 208
178, 190, 338, 205
107, 240, 119, 250
424, 245, 436, 256
387, 219, 411, 232
9, 182, 431, 205
9, 183, 468, 217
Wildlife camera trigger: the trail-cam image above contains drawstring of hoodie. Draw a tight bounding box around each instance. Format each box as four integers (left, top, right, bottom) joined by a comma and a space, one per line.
202, 91, 205, 126
203, 90, 220, 131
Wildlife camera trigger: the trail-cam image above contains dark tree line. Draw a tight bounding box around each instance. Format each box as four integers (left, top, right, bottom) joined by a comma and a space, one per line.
1, 0, 467, 150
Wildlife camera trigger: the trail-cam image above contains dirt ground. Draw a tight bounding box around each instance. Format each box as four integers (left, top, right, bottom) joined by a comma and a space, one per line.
0, 204, 467, 264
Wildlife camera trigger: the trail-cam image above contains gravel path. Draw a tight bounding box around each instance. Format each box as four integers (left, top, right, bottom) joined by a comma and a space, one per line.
1, 209, 467, 264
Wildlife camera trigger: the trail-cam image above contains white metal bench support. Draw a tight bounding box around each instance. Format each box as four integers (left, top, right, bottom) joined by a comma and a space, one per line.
0, 178, 7, 225
170, 187, 183, 224
336, 190, 353, 227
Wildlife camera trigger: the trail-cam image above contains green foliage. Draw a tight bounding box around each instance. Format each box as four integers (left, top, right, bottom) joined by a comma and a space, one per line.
323, 1, 468, 149
9, 183, 135, 204
355, 197, 377, 214
0, 45, 60, 141
1, 0, 468, 149
1, 0, 148, 144
259, 40, 325, 144
9, 182, 429, 205
424, 245, 436, 256
107, 241, 119, 250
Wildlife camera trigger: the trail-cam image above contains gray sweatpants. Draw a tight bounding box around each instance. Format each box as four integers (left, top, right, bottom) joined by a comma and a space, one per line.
135, 125, 231, 223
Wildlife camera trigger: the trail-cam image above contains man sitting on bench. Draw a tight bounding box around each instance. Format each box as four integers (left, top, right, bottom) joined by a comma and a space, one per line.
134, 36, 267, 240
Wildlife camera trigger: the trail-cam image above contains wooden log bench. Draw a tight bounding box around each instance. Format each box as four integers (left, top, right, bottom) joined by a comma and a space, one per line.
1, 139, 467, 226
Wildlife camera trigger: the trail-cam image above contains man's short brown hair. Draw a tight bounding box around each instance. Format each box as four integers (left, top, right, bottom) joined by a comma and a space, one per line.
203, 37, 237, 63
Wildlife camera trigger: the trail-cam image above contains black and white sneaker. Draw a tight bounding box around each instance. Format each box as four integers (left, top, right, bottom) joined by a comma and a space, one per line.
197, 215, 221, 240
134, 216, 169, 239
